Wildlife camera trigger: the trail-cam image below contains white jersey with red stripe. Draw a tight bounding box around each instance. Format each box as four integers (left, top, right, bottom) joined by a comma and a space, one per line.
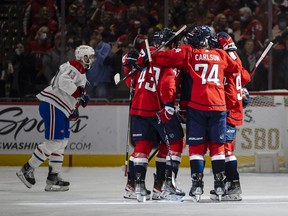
36, 60, 87, 117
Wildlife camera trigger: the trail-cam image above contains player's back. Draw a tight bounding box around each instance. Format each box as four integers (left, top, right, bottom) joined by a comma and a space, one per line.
187, 48, 230, 111
129, 47, 165, 117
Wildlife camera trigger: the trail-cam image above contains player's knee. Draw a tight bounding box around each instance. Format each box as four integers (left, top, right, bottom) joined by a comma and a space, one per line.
209, 142, 225, 157
170, 139, 183, 153
189, 144, 207, 156
225, 141, 235, 157
157, 142, 168, 158
39, 140, 64, 156
133, 140, 152, 156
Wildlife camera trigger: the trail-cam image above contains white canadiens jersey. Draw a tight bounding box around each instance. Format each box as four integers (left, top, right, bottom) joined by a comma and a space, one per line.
37, 60, 87, 117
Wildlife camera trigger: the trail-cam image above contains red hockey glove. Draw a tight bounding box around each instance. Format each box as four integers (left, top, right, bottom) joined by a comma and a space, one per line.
157, 104, 175, 124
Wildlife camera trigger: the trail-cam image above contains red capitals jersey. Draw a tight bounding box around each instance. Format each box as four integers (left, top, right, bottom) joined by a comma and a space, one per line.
224, 51, 251, 126
122, 47, 177, 117
154, 44, 242, 111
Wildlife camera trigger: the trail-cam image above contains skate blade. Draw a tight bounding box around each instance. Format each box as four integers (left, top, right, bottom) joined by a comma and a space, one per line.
218, 195, 222, 201
124, 192, 150, 200
190, 194, 201, 202
152, 193, 163, 200
16, 172, 32, 189
210, 193, 242, 201
45, 185, 69, 192
136, 194, 147, 202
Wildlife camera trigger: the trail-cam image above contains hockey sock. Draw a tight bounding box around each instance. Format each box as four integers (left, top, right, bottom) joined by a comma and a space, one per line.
190, 159, 205, 174
225, 160, 239, 181
156, 161, 166, 180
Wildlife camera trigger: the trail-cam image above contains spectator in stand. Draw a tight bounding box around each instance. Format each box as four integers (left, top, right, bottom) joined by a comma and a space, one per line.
28, 26, 53, 87
272, 12, 288, 40
86, 31, 114, 99
237, 38, 266, 91
117, 3, 149, 40
66, 0, 91, 45
210, 13, 233, 35
7, 42, 36, 97
22, 0, 59, 39
222, 0, 242, 31
169, 0, 187, 27
185, 5, 197, 29
255, 0, 280, 41
90, 0, 128, 30
275, 32, 288, 89
238, 6, 264, 51
208, 0, 227, 16
103, 35, 132, 98
194, 0, 214, 26
42, 32, 75, 84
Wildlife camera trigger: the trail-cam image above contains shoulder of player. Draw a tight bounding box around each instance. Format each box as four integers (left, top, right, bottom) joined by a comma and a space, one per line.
68, 60, 86, 74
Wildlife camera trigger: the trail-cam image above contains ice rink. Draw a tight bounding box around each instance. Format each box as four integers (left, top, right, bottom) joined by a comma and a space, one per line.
1, 166, 288, 216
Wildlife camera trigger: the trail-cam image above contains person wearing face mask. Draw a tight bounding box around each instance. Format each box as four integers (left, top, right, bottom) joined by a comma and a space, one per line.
28, 26, 52, 86
7, 42, 36, 97
238, 6, 263, 52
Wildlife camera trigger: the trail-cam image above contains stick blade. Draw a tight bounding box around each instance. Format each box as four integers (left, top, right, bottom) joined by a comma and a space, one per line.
114, 73, 121, 85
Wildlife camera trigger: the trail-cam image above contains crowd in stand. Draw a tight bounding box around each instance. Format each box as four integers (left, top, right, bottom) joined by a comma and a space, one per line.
1, 0, 288, 99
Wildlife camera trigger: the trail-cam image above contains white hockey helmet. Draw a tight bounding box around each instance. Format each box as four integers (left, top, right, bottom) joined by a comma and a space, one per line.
75, 45, 96, 69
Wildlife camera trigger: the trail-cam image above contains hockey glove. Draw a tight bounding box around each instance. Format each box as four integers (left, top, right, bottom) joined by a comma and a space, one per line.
72, 86, 86, 98
69, 109, 79, 121
157, 104, 175, 124
124, 50, 139, 66
242, 88, 251, 109
177, 109, 187, 124
80, 94, 89, 108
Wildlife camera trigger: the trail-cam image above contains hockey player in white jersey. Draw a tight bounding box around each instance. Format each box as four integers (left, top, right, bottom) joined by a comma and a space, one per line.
16, 45, 95, 191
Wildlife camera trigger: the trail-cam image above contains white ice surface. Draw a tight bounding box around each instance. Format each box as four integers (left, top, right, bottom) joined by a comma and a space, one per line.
1, 167, 288, 216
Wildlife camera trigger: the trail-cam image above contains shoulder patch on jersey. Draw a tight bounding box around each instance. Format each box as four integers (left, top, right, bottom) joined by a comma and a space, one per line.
69, 60, 86, 74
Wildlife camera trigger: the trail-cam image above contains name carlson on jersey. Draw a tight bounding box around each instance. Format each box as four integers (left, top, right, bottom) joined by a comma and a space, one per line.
195, 54, 220, 61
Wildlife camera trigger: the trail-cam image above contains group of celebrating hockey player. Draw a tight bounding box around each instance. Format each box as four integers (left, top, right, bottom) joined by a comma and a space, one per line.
121, 25, 251, 202
16, 24, 252, 202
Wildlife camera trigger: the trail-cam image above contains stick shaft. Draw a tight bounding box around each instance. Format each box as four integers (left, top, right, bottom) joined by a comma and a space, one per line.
250, 42, 274, 76
151, 25, 187, 56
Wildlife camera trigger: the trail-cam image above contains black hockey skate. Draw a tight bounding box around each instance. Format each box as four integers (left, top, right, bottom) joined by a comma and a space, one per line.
135, 178, 149, 202
213, 172, 226, 201
210, 180, 242, 201
16, 162, 36, 189
124, 175, 151, 200
45, 167, 70, 192
189, 173, 204, 202
160, 177, 185, 202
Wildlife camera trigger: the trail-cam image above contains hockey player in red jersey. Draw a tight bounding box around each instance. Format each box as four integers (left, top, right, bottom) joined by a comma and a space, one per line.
153, 25, 244, 201
208, 32, 251, 201
122, 29, 185, 202
16, 45, 95, 191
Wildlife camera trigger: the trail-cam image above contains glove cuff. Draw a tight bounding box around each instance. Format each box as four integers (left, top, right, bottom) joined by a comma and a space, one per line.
164, 105, 175, 115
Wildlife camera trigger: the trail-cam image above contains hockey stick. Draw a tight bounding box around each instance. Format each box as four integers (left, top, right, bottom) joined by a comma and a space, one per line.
250, 41, 274, 76
151, 25, 187, 56
115, 25, 187, 86
144, 39, 177, 187
123, 69, 135, 177
114, 68, 136, 85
